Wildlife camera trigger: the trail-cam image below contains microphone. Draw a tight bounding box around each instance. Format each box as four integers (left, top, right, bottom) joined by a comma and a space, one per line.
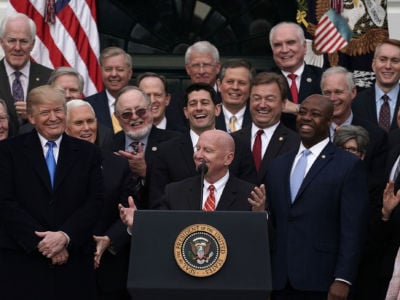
197, 161, 208, 210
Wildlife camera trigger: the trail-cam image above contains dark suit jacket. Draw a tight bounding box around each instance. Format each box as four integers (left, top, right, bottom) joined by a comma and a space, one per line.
0, 59, 53, 136
149, 131, 257, 209
269, 64, 323, 131
351, 115, 388, 187
266, 143, 369, 292
0, 131, 103, 300
215, 105, 252, 132
232, 123, 300, 185
86, 90, 113, 130
161, 175, 254, 211
113, 126, 180, 208
94, 150, 136, 297
352, 86, 400, 132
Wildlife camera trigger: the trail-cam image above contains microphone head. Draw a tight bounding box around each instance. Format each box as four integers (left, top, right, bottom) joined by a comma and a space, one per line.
197, 161, 208, 175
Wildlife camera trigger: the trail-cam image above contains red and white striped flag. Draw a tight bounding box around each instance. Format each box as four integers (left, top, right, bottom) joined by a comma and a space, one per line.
8, 0, 103, 96
314, 9, 353, 54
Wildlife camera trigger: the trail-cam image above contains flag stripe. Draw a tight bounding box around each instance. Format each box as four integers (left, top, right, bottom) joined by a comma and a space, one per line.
8, 0, 102, 96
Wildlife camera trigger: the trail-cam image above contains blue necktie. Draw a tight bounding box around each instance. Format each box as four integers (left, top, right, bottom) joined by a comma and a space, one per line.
290, 149, 311, 202
46, 141, 56, 188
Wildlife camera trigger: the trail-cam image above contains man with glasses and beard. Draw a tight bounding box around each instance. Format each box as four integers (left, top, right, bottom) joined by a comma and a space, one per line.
113, 86, 179, 208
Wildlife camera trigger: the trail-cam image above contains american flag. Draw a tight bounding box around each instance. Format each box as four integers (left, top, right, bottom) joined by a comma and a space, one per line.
314, 9, 353, 54
8, 0, 103, 96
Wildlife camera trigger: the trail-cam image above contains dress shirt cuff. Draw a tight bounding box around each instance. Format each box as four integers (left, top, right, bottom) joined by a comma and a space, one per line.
335, 278, 351, 285
61, 231, 70, 247
127, 226, 133, 236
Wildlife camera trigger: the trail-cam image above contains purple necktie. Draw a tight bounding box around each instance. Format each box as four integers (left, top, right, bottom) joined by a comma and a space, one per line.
12, 71, 24, 102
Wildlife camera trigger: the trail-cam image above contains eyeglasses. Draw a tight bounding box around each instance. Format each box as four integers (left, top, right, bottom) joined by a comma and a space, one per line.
118, 107, 148, 120
189, 63, 215, 71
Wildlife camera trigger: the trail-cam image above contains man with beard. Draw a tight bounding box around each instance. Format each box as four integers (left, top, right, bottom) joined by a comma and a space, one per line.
113, 86, 179, 208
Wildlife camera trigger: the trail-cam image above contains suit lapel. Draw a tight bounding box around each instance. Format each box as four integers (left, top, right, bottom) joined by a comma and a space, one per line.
53, 134, 80, 191
366, 89, 378, 124
294, 143, 334, 203
258, 124, 288, 181
216, 177, 238, 210
186, 176, 202, 210
391, 89, 400, 130
23, 131, 53, 191
180, 132, 196, 172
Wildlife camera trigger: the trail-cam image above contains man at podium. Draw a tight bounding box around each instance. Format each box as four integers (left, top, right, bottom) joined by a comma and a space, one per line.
119, 130, 266, 228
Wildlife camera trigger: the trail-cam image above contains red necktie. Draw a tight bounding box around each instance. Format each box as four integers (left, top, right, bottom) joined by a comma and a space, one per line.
203, 185, 215, 211
378, 94, 390, 132
288, 73, 298, 104
252, 130, 263, 172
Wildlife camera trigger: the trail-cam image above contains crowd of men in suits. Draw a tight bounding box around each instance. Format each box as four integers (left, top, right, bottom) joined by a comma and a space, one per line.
2, 11, 400, 300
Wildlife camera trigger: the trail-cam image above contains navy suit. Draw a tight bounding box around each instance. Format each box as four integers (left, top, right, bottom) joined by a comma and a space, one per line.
149, 131, 257, 209
0, 59, 53, 136
266, 143, 368, 293
269, 64, 323, 131
161, 175, 254, 211
0, 131, 103, 300
232, 123, 300, 185
352, 86, 400, 132
86, 90, 113, 130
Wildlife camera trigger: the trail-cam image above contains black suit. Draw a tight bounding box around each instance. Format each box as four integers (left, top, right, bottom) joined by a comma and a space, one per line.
352, 86, 400, 132
113, 126, 180, 208
231, 123, 300, 185
161, 175, 254, 211
95, 150, 137, 300
269, 64, 323, 131
149, 131, 256, 209
215, 105, 252, 132
0, 131, 103, 300
0, 59, 53, 136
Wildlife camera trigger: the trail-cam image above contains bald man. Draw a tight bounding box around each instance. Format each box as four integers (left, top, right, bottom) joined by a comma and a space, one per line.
119, 130, 265, 230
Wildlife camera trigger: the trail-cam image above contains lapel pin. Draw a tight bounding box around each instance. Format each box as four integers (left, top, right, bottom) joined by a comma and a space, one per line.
306, 78, 312, 83
36, 77, 40, 82
321, 155, 326, 159
152, 146, 157, 151
278, 136, 284, 141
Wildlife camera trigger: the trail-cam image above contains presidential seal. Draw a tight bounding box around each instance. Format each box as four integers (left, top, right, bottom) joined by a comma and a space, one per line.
174, 224, 228, 277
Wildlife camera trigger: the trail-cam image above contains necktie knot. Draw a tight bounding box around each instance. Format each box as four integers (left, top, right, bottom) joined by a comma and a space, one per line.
130, 141, 142, 153
382, 94, 389, 102
288, 73, 297, 81
229, 116, 237, 132
14, 71, 22, 79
